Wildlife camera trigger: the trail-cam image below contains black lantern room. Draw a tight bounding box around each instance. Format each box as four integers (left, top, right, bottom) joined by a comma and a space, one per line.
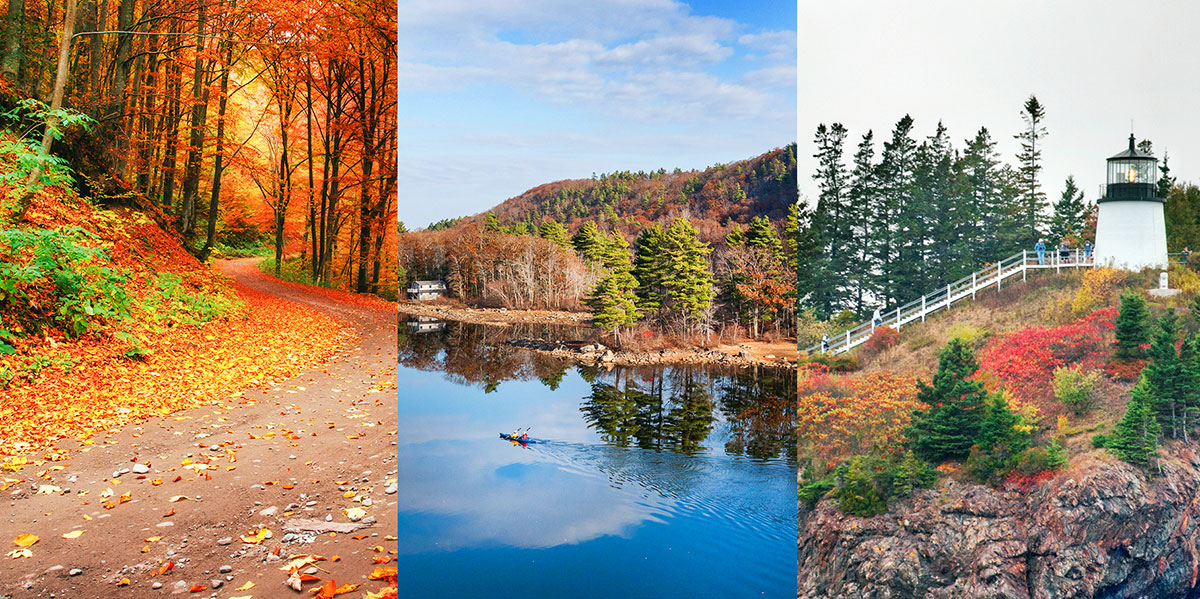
1102, 134, 1160, 203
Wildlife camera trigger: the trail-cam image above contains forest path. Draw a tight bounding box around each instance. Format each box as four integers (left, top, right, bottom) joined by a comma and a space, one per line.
1, 259, 397, 598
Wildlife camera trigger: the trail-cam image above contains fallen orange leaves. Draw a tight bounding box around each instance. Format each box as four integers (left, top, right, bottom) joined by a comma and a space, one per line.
0, 271, 345, 457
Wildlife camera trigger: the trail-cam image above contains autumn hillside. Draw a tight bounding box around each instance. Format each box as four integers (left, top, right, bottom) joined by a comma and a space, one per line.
800, 264, 1200, 518
437, 145, 797, 243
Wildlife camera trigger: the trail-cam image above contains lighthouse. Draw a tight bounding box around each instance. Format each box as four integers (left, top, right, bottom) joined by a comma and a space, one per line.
1092, 134, 1167, 270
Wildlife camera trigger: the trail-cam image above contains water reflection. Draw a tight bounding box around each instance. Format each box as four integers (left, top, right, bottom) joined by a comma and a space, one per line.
395, 317, 796, 597
399, 318, 795, 463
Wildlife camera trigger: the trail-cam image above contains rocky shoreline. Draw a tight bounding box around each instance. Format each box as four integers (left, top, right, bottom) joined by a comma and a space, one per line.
505, 337, 796, 369
798, 450, 1200, 599
397, 302, 589, 326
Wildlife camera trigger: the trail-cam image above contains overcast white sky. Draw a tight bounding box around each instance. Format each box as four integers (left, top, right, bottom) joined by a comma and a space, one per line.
799, 1, 1200, 206
398, 0, 796, 229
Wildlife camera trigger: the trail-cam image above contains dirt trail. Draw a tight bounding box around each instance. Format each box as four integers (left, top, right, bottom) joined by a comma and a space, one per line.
1, 259, 397, 598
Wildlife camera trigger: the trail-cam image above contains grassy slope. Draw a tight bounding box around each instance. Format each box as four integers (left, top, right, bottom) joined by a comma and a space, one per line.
847, 266, 1188, 462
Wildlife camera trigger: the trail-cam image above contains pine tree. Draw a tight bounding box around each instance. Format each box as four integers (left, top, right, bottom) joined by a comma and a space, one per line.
1115, 291, 1151, 360
572, 221, 607, 264
1049, 176, 1088, 243
586, 272, 641, 344
783, 201, 800, 273
538, 218, 571, 249
1108, 375, 1161, 469
659, 217, 715, 330
585, 231, 641, 343
483, 212, 502, 232
724, 223, 745, 247
905, 338, 989, 463
1014, 95, 1048, 244
632, 223, 667, 314
744, 215, 782, 253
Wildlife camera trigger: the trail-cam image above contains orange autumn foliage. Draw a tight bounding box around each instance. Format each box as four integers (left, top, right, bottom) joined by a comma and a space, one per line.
797, 365, 920, 473
0, 276, 345, 456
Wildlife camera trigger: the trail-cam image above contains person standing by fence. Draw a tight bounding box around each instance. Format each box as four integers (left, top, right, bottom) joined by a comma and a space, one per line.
1059, 240, 1070, 263
872, 308, 882, 330
1084, 240, 1093, 261
1035, 239, 1046, 265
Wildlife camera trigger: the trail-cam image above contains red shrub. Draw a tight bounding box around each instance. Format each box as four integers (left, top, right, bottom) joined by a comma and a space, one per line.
861, 327, 901, 356
1104, 359, 1145, 382
978, 307, 1116, 411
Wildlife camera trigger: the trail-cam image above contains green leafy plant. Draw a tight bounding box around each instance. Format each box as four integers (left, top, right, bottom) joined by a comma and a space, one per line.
1053, 366, 1101, 414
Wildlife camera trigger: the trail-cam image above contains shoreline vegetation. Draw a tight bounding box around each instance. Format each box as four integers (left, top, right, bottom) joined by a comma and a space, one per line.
399, 301, 796, 369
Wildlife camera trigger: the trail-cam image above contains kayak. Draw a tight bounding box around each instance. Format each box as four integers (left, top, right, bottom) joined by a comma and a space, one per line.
499, 433, 540, 444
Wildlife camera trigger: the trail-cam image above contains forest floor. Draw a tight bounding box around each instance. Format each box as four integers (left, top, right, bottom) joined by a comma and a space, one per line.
0, 259, 397, 599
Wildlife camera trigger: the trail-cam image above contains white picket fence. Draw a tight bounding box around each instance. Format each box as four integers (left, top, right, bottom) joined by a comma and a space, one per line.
804, 248, 1097, 356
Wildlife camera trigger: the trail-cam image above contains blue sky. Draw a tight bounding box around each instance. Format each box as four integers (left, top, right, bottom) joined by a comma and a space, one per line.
398, 0, 797, 228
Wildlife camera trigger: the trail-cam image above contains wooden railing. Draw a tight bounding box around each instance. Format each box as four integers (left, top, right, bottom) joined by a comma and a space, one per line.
804, 248, 1097, 355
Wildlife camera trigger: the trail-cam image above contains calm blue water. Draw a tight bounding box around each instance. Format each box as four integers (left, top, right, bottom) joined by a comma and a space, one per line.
397, 321, 796, 597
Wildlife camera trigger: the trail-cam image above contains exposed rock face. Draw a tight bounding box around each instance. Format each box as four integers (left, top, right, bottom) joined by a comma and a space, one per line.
799, 451, 1200, 599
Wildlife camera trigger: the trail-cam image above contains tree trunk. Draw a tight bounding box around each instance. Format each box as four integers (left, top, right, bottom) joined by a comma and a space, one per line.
2, 0, 25, 83
178, 2, 208, 239
15, 0, 76, 220
201, 39, 232, 259
87, 0, 104, 97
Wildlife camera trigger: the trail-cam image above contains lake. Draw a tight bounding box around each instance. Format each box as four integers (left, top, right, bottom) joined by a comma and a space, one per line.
397, 319, 796, 597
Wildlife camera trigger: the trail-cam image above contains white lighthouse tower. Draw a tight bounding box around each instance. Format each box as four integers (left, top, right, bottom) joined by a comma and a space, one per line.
1093, 134, 1167, 270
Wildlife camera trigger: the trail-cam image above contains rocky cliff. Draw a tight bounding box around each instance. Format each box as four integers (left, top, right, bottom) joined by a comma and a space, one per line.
799, 449, 1200, 599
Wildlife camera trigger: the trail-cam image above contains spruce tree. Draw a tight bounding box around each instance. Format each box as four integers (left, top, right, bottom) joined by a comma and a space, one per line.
960, 127, 1006, 264
813, 123, 852, 312
874, 115, 919, 305
1049, 176, 1088, 243
846, 131, 877, 314
905, 338, 989, 463
1108, 375, 1161, 469
1114, 291, 1151, 360
1145, 311, 1185, 439
1015, 95, 1048, 244
1179, 332, 1200, 443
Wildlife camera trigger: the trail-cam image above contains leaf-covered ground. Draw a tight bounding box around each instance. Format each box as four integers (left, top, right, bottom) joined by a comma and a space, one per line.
0, 260, 397, 598
0, 268, 346, 455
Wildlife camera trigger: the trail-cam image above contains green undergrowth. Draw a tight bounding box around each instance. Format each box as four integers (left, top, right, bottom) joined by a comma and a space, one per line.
0, 225, 242, 389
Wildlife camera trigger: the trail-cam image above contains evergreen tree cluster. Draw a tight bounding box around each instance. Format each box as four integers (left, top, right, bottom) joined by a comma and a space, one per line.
567, 214, 796, 342
1107, 298, 1200, 469
801, 96, 1100, 319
